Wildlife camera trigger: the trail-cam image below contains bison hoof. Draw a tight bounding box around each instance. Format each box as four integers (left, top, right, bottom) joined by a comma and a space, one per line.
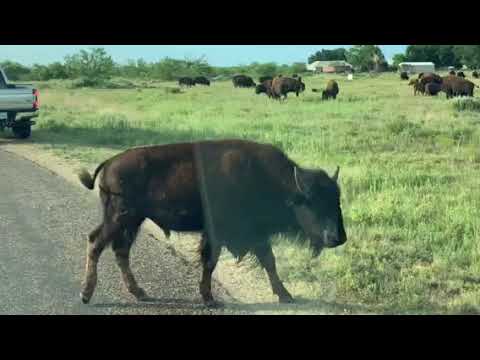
278, 294, 295, 304
133, 288, 151, 302
204, 299, 224, 309
80, 292, 91, 304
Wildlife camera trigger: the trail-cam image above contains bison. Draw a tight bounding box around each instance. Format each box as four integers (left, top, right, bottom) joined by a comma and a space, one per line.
178, 77, 195, 87
441, 75, 478, 99
457, 71, 465, 78
322, 80, 339, 100
409, 78, 425, 96
449, 70, 456, 76
194, 76, 211, 86
255, 80, 273, 97
425, 82, 442, 96
270, 76, 306, 100
232, 75, 256, 88
259, 76, 273, 83
419, 72, 443, 88
400, 72, 409, 80
472, 71, 479, 79
77, 140, 347, 307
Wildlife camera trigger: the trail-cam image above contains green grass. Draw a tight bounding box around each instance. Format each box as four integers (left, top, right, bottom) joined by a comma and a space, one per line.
19, 73, 480, 313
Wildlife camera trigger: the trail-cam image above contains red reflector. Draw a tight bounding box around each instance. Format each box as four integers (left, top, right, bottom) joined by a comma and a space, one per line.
32, 89, 39, 110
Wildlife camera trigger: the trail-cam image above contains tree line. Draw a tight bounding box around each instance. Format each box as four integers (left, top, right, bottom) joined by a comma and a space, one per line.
0, 48, 307, 83
308, 45, 480, 71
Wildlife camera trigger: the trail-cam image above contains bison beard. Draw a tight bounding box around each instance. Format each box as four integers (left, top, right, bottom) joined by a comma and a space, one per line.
77, 140, 346, 307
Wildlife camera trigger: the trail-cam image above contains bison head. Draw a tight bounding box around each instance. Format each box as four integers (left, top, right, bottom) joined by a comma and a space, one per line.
287, 166, 347, 257
297, 77, 306, 93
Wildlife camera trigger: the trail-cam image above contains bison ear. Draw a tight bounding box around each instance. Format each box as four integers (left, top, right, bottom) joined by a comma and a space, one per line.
332, 166, 340, 182
294, 167, 315, 196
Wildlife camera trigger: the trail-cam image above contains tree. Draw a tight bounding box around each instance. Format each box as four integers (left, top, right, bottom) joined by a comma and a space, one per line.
290, 62, 307, 74
64, 48, 115, 81
346, 45, 387, 72
0, 61, 31, 81
308, 48, 347, 64
454, 45, 480, 69
392, 53, 407, 67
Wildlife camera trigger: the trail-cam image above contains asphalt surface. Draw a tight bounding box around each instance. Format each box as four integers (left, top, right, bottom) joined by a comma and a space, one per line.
0, 148, 236, 315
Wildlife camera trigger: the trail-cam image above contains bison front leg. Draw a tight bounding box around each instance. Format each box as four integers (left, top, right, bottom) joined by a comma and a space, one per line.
255, 244, 294, 304
199, 233, 222, 308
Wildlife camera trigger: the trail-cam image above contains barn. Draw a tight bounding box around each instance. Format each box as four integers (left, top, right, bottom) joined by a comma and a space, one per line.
398, 62, 435, 74
307, 61, 353, 74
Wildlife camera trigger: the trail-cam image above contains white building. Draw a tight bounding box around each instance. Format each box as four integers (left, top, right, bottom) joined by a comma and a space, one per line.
398, 62, 435, 74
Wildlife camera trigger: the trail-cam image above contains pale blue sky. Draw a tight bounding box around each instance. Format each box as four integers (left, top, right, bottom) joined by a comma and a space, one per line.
0, 45, 407, 66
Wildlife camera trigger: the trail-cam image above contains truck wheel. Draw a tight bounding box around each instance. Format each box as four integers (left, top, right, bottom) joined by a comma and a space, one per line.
12, 124, 31, 139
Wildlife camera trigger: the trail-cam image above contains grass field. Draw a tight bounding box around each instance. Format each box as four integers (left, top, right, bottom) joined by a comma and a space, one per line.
13, 72, 480, 314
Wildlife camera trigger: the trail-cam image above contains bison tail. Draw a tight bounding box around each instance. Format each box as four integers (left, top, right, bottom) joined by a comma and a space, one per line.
77, 160, 108, 190
78, 169, 95, 190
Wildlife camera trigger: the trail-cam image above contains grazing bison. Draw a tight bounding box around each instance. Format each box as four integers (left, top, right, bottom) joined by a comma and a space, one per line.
77, 140, 347, 307
441, 75, 478, 98
409, 78, 425, 96
292, 74, 298, 78
419, 72, 443, 88
472, 71, 479, 79
457, 71, 465, 78
194, 76, 211, 86
322, 80, 339, 100
232, 75, 256, 88
179, 77, 195, 87
259, 76, 273, 83
449, 70, 456, 76
255, 80, 273, 97
425, 82, 442, 96
270, 76, 306, 100
400, 72, 409, 80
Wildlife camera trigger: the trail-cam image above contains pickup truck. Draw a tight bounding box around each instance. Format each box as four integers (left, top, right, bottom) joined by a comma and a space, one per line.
0, 67, 39, 138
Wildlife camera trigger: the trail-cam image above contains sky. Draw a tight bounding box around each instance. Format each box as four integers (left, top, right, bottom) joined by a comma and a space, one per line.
0, 45, 407, 67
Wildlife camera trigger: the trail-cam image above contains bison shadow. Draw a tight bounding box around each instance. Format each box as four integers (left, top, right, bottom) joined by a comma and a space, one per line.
0, 124, 243, 151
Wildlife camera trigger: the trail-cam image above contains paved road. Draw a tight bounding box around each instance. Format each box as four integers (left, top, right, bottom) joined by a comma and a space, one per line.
0, 148, 236, 315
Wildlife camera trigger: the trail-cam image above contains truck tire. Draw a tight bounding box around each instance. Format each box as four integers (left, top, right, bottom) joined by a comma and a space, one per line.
12, 124, 31, 139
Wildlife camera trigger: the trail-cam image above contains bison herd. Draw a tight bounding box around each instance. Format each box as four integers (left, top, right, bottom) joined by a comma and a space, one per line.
408, 71, 479, 98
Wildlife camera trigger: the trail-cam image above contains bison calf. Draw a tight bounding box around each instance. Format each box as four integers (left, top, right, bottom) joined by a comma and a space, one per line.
77, 140, 347, 307
322, 80, 339, 100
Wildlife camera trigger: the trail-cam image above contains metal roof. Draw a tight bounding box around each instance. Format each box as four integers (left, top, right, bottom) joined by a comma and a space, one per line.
398, 62, 435, 66
309, 60, 352, 67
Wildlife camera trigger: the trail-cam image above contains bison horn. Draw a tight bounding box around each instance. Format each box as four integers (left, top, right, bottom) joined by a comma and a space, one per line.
294, 166, 304, 194
332, 166, 340, 182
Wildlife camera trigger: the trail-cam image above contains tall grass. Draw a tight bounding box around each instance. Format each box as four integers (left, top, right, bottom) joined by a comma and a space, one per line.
26, 72, 480, 313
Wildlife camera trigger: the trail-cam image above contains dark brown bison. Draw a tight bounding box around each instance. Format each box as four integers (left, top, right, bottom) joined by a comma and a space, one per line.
255, 80, 273, 97
400, 72, 409, 80
232, 75, 256, 88
194, 76, 210, 86
77, 140, 347, 307
425, 82, 442, 96
472, 71, 479, 79
322, 80, 339, 100
457, 71, 465, 78
292, 74, 298, 78
409, 78, 425, 96
259, 76, 273, 83
441, 75, 478, 98
178, 77, 195, 87
449, 70, 456, 76
270, 76, 306, 100
419, 72, 443, 88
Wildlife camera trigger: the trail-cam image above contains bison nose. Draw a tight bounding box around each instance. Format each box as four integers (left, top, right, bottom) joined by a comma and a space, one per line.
323, 230, 340, 248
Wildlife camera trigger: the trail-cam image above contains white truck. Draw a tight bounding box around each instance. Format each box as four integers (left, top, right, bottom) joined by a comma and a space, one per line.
0, 67, 39, 138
